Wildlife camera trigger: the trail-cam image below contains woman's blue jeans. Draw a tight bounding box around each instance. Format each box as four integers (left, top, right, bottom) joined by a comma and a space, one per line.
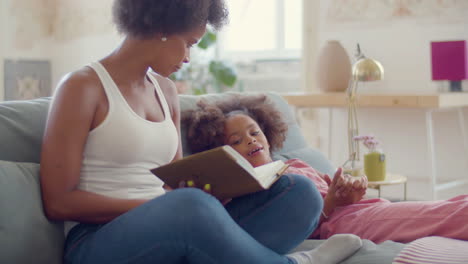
64, 174, 323, 264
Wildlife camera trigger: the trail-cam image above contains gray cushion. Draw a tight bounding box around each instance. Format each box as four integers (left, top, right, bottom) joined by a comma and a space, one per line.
0, 97, 51, 163
0, 161, 64, 264
274, 147, 336, 176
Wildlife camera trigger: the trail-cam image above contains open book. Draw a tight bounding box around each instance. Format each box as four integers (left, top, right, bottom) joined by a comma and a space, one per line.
151, 145, 289, 200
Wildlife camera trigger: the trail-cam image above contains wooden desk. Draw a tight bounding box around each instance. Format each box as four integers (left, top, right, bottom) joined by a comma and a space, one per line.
282, 92, 468, 109
282, 92, 468, 200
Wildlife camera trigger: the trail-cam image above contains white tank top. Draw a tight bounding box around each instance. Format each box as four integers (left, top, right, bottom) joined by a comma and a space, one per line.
65, 62, 178, 234
78, 62, 178, 199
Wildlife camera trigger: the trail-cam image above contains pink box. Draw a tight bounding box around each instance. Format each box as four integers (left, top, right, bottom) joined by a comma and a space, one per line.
431, 40, 468, 81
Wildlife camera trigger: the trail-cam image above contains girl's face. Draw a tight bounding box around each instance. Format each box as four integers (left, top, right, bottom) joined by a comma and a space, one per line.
223, 114, 273, 167
150, 24, 206, 77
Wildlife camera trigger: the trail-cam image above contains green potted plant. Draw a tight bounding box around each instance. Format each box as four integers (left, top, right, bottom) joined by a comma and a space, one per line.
170, 30, 238, 94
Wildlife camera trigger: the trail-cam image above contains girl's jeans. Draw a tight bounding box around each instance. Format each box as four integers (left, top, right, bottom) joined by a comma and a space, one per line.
64, 174, 323, 264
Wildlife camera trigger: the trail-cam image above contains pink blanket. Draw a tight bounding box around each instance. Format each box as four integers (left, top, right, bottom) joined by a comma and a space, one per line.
393, 236, 468, 263
285, 159, 468, 243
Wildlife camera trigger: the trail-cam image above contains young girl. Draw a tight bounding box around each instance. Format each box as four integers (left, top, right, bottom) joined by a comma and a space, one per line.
183, 94, 468, 244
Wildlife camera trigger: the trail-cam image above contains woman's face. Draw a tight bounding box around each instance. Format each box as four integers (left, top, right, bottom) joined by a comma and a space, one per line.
223, 114, 273, 167
150, 24, 206, 77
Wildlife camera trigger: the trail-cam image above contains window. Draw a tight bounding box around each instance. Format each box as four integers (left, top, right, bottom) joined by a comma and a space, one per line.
219, 0, 303, 61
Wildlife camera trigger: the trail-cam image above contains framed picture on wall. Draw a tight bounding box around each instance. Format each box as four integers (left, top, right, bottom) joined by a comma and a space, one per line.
4, 59, 52, 101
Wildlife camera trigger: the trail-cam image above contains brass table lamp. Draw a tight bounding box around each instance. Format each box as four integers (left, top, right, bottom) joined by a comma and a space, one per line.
346, 44, 384, 174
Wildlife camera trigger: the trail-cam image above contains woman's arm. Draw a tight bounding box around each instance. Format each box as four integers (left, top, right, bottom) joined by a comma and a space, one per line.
40, 69, 147, 223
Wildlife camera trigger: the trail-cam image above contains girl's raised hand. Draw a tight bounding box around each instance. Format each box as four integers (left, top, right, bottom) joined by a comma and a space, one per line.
330, 168, 366, 206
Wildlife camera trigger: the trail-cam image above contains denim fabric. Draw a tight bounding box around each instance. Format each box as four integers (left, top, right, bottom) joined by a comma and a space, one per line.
64, 174, 322, 264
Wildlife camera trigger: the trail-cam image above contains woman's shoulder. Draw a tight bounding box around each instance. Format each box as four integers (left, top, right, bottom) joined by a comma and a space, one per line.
52, 66, 104, 109
56, 66, 101, 96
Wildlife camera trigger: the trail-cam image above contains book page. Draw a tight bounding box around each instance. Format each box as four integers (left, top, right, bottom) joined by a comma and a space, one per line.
253, 160, 287, 188
223, 146, 256, 175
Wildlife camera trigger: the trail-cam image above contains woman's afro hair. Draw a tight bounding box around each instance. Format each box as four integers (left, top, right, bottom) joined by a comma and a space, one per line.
112, 0, 228, 38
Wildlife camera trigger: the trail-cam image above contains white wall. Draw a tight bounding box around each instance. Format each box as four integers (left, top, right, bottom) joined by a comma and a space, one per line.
303, 1, 468, 200
51, 33, 122, 88
49, 0, 119, 87
315, 0, 468, 93
4, 0, 54, 54
0, 0, 56, 100
0, 0, 118, 96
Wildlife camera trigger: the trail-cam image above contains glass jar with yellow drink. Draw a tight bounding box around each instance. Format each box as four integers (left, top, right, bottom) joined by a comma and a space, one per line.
364, 149, 386, 182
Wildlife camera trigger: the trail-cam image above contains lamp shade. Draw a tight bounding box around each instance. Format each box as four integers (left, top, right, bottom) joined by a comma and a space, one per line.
352, 58, 384, 82
431, 40, 468, 81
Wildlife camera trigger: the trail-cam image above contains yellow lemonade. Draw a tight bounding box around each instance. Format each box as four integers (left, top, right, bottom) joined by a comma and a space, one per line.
364, 151, 386, 181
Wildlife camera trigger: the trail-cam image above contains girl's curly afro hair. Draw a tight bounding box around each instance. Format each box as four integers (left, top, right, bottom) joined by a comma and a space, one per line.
182, 94, 288, 154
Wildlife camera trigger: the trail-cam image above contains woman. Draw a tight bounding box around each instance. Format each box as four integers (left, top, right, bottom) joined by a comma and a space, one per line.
40, 1, 361, 263
183, 94, 468, 244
